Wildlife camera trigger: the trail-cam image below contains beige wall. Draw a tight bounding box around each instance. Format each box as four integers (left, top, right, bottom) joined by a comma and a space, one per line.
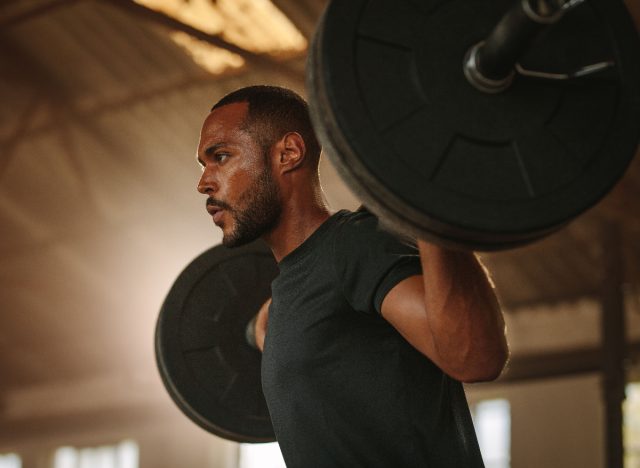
468, 374, 605, 468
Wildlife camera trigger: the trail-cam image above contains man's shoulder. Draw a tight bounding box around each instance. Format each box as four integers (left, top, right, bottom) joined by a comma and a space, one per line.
332, 207, 378, 231
331, 208, 417, 251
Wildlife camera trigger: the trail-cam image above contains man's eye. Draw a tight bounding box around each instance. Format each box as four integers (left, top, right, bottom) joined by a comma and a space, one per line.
215, 153, 229, 163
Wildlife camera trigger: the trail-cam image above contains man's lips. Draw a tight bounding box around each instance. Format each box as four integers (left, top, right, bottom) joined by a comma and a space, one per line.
212, 210, 224, 224
206, 198, 232, 225
206, 205, 225, 224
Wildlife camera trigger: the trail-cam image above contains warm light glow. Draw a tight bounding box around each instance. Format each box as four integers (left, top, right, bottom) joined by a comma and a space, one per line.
625, 383, 640, 466
53, 441, 138, 468
170, 32, 244, 74
239, 443, 286, 468
134, 0, 307, 74
53, 447, 77, 468
0, 454, 21, 468
473, 399, 511, 468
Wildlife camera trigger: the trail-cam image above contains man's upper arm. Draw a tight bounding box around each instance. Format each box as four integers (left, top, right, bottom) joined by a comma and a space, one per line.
380, 275, 440, 364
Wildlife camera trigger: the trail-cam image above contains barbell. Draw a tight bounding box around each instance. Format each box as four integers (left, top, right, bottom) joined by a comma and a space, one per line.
156, 0, 640, 442
308, 0, 640, 250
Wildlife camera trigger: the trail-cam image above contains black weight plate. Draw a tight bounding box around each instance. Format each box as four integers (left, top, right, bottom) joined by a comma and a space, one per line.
155, 240, 278, 442
307, 0, 640, 250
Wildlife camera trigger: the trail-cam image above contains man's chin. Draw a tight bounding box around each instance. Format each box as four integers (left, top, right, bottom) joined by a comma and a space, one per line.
221, 231, 259, 249
221, 237, 244, 248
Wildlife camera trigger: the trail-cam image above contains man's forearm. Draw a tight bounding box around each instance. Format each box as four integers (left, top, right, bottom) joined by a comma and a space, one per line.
417, 240, 508, 382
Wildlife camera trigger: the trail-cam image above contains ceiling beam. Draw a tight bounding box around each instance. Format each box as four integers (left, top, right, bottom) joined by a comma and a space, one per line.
0, 96, 43, 180
503, 291, 600, 312
0, 71, 213, 147
101, 0, 305, 87
0, 55, 306, 148
497, 340, 640, 384
0, 0, 81, 29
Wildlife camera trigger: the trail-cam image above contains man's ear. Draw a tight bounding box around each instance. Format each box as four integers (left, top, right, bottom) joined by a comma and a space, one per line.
276, 132, 307, 173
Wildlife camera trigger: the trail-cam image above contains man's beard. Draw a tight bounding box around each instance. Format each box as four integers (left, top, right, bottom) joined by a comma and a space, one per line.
219, 165, 281, 248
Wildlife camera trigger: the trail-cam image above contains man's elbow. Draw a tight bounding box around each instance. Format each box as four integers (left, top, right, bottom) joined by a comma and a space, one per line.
453, 346, 510, 383
460, 359, 507, 383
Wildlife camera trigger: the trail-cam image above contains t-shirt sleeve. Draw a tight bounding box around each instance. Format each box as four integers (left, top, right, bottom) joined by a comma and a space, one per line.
332, 212, 422, 314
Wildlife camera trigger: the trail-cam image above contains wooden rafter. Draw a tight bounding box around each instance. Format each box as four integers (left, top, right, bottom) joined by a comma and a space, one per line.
497, 340, 640, 383
0, 54, 305, 148
53, 102, 97, 204
101, 0, 305, 87
0, 0, 81, 29
0, 96, 43, 180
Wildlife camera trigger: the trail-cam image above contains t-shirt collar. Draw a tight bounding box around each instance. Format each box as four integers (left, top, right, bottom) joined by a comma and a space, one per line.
278, 210, 347, 268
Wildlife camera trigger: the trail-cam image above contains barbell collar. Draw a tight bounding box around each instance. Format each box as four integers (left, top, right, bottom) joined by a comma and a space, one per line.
464, 0, 569, 91
463, 42, 516, 93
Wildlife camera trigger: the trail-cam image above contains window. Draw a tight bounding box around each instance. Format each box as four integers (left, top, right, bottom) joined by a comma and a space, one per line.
238, 443, 285, 468
53, 440, 138, 468
472, 399, 511, 468
625, 382, 640, 467
0, 454, 21, 468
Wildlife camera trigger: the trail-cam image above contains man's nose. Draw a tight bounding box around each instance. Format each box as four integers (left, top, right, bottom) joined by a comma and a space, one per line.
197, 169, 217, 194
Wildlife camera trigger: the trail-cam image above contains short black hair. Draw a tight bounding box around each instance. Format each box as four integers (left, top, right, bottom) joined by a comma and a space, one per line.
211, 85, 322, 166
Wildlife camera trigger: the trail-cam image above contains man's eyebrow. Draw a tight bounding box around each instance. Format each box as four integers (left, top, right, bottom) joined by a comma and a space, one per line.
204, 142, 228, 155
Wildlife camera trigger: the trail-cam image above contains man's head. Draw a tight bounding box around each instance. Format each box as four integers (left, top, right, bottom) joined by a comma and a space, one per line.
197, 86, 322, 247
211, 85, 322, 165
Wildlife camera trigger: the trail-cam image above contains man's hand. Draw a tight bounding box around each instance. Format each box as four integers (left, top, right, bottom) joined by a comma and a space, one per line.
254, 298, 271, 352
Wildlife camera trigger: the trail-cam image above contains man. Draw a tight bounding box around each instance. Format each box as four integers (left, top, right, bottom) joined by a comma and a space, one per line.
196, 85, 508, 467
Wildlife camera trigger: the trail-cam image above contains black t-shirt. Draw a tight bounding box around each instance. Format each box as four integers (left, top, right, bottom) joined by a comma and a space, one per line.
261, 210, 484, 468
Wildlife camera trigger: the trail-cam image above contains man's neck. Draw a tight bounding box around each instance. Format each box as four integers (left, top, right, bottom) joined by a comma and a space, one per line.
264, 198, 332, 263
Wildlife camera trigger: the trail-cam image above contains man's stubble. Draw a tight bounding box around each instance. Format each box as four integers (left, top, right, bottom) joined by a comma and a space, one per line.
222, 159, 282, 248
